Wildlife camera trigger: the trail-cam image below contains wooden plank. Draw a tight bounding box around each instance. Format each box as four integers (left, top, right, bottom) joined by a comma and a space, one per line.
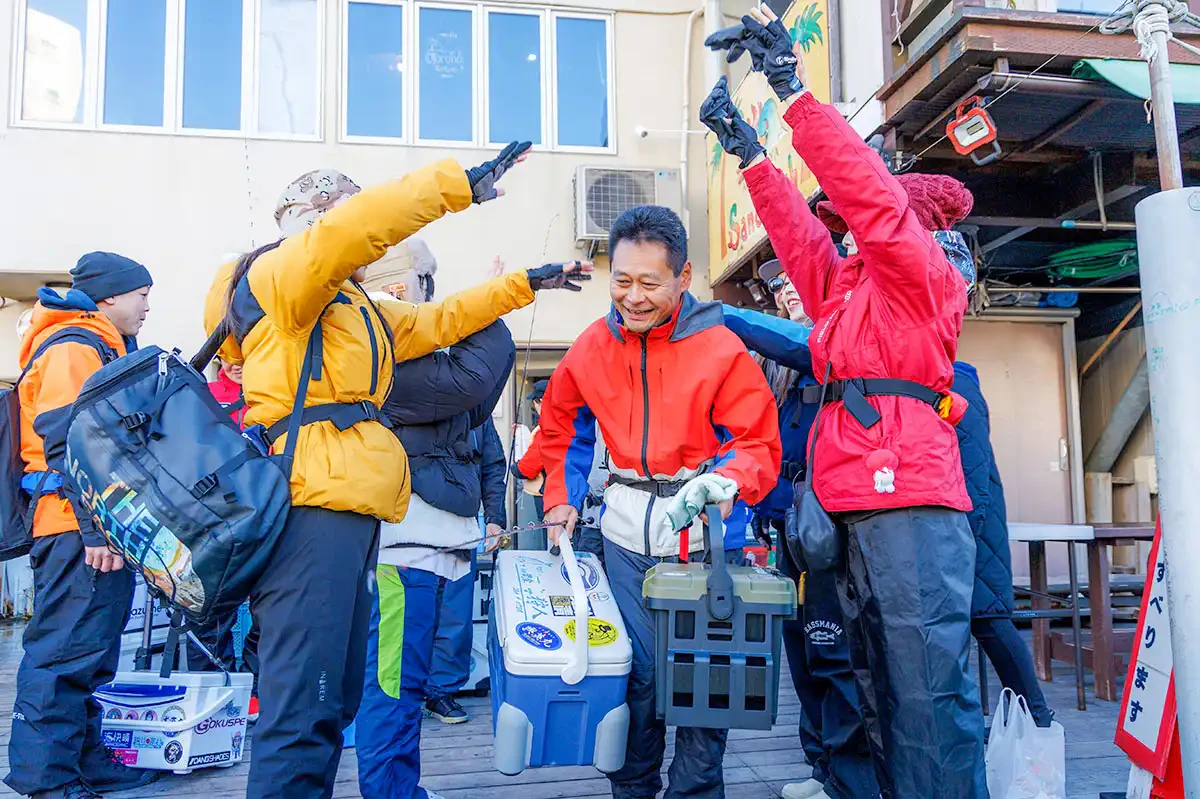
1084, 473, 1114, 524
1087, 540, 1119, 702
1029, 541, 1054, 682
1134, 456, 1158, 495
1113, 482, 1152, 524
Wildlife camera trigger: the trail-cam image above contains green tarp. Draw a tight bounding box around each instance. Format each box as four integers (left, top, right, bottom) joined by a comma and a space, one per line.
1074, 58, 1200, 104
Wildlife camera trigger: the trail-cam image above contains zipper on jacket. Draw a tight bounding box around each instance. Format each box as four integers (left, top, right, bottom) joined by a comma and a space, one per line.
643, 494, 656, 558
360, 306, 380, 396
639, 334, 652, 555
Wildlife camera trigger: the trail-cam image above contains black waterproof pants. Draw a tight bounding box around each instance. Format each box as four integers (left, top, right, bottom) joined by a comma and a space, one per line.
6, 533, 134, 796
246, 506, 379, 799
834, 507, 987, 799
773, 521, 878, 799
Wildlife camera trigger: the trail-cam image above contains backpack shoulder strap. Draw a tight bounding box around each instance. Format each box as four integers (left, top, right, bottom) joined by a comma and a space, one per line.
279, 321, 325, 477
18, 327, 116, 386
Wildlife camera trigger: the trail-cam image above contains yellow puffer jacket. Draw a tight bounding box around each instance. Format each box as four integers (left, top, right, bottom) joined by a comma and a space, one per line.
203, 159, 535, 523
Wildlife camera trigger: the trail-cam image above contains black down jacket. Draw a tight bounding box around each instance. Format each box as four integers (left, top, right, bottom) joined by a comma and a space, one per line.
953, 361, 1014, 619
383, 320, 516, 520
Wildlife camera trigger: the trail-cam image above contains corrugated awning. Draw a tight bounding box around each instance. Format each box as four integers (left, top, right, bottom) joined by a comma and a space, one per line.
1074, 58, 1200, 104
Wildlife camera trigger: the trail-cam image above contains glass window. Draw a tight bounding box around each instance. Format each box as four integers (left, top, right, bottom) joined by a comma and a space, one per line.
347, 1, 404, 138
488, 12, 541, 145
21, 0, 89, 123
418, 6, 472, 142
555, 17, 609, 148
182, 0, 243, 130
258, 0, 320, 136
103, 0, 167, 127
1055, 0, 1124, 11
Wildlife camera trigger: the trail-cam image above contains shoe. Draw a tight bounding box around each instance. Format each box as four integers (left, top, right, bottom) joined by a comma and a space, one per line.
31, 780, 102, 799
781, 779, 827, 799
80, 746, 160, 792
248, 695, 260, 723
424, 696, 469, 724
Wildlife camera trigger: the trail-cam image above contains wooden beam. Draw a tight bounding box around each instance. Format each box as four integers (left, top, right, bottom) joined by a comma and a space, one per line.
1080, 300, 1143, 378
1028, 100, 1110, 152
1085, 473, 1114, 524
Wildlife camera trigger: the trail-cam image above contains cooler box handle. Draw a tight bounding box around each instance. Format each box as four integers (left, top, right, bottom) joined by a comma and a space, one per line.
558, 533, 589, 685
100, 688, 238, 733
704, 505, 735, 621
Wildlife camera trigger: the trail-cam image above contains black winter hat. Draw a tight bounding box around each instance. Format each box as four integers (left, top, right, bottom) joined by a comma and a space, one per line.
71, 251, 153, 303
527, 379, 549, 401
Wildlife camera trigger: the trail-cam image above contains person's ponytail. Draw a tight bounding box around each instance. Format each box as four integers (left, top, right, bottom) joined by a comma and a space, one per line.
221, 239, 283, 342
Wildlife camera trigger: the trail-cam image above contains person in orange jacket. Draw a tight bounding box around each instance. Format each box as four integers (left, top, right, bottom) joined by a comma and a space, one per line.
538, 205, 781, 799
6, 253, 159, 799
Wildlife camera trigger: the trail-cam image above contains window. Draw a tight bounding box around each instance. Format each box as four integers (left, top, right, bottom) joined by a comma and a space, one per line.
12, 0, 324, 139
554, 15, 610, 149
182, 0, 243, 130
339, 2, 612, 151
345, 0, 404, 138
257, 0, 320, 136
486, 10, 542, 145
417, 5, 474, 143
20, 0, 90, 123
102, 0, 167, 127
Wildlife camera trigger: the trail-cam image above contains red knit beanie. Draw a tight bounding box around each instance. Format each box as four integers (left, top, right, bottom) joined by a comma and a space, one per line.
815, 173, 974, 235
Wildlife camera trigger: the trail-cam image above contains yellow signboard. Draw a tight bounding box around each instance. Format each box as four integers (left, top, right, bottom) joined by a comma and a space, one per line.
706, 1, 832, 285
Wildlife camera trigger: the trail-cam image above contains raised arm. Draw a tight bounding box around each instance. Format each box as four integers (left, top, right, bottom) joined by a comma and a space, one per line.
741, 159, 841, 314
721, 305, 813, 375
781, 92, 952, 319
248, 159, 473, 334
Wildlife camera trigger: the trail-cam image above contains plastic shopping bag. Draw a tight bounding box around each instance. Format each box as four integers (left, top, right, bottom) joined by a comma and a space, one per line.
985, 688, 1067, 799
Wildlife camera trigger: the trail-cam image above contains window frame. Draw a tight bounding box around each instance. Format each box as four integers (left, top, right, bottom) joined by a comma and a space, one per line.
10, 0, 325, 142
339, 0, 409, 144
335, 0, 613, 153
481, 5, 548, 150
549, 9, 616, 155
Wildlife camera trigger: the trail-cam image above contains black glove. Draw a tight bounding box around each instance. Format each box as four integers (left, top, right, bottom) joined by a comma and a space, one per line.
704, 23, 765, 71
700, 77, 765, 170
740, 15, 804, 102
466, 141, 532, 204
526, 262, 592, 292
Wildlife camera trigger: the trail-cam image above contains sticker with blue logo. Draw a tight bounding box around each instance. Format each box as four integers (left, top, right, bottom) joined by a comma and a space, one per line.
562, 560, 600, 591
102, 730, 133, 749
516, 622, 562, 651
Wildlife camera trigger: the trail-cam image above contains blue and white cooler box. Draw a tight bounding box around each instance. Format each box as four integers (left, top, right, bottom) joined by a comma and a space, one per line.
94, 671, 253, 773
489, 538, 631, 775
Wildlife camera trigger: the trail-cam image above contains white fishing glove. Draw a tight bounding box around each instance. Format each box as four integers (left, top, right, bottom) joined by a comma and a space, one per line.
664, 474, 739, 532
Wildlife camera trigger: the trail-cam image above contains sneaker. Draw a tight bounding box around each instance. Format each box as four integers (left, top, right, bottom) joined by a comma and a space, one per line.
80, 746, 160, 792
248, 695, 260, 723
31, 781, 102, 799
424, 696, 469, 724
781, 779, 827, 799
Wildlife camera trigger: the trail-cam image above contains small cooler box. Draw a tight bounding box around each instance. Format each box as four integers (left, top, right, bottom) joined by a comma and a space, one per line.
489, 539, 631, 775
643, 507, 798, 731
94, 671, 253, 773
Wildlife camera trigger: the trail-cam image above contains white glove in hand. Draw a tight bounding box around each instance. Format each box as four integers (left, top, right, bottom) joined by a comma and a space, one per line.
664, 474, 738, 532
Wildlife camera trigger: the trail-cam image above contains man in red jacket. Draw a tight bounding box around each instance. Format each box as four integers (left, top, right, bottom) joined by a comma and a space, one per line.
540, 205, 781, 799
702, 8, 985, 798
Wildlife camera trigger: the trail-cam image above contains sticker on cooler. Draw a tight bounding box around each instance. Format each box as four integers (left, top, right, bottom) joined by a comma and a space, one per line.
564, 617, 620, 647
516, 622, 562, 651
550, 595, 596, 617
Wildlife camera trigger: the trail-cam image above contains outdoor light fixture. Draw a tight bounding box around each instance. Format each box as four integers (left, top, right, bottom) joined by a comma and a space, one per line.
946, 96, 1002, 166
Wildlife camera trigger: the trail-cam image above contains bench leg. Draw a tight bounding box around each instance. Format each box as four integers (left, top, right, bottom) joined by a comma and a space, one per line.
1030, 542, 1053, 682
1088, 540, 1118, 702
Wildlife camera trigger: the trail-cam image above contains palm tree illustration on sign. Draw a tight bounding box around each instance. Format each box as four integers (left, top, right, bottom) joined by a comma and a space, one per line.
790, 3, 824, 53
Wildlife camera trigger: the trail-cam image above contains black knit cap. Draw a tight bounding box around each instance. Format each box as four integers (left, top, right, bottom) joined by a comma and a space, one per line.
527, 379, 549, 401
71, 251, 153, 303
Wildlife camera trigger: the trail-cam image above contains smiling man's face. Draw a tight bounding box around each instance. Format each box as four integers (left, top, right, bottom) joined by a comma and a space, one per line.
609, 240, 691, 334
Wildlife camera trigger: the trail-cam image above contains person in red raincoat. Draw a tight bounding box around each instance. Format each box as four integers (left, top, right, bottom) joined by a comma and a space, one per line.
209, 359, 248, 426
702, 7, 986, 797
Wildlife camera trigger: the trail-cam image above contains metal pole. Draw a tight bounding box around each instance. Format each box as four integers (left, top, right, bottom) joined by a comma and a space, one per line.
704, 0, 724, 88
1145, 4, 1185, 190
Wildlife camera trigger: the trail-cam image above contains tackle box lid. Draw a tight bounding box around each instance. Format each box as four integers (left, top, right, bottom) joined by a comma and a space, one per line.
642, 563, 798, 610
494, 550, 632, 678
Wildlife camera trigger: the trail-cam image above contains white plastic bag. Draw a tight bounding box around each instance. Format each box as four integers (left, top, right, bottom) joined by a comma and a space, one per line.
985, 688, 1067, 799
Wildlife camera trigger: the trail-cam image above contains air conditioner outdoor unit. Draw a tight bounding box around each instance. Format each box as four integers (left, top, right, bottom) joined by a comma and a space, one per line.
574, 166, 683, 249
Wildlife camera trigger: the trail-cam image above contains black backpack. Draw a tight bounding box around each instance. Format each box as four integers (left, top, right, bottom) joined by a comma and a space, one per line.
0, 327, 116, 561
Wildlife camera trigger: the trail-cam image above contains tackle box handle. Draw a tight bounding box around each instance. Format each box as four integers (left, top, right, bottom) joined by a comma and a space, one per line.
704, 505, 735, 621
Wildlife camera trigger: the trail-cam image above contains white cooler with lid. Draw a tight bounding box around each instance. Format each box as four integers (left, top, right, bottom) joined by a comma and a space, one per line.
489, 538, 631, 775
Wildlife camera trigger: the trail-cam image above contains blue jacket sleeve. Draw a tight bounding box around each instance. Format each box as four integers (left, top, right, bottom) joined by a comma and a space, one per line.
721, 305, 815, 376
952, 366, 992, 530
479, 419, 508, 527
384, 320, 516, 426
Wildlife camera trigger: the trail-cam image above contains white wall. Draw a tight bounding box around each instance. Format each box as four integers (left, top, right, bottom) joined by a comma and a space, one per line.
0, 0, 714, 371
835, 0, 886, 138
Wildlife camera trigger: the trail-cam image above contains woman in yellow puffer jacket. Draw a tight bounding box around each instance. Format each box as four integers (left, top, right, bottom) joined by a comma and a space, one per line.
203, 143, 590, 799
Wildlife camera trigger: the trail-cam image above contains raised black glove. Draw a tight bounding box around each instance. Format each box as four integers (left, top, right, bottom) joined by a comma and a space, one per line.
704, 23, 765, 71
700, 77, 765, 170
740, 15, 804, 102
466, 141, 532, 204
526, 262, 592, 292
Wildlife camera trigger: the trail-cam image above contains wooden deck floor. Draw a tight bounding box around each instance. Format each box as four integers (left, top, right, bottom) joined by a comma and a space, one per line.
0, 620, 1133, 798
